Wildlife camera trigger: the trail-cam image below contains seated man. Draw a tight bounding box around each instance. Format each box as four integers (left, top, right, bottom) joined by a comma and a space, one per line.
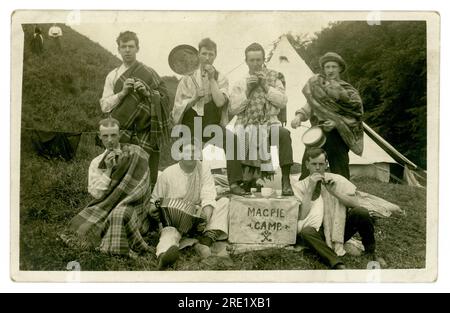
149, 140, 229, 270
292, 147, 386, 269
229, 42, 294, 195
61, 118, 153, 258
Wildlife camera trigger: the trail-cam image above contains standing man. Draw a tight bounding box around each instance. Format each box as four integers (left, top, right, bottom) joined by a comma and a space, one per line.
48, 23, 62, 51
172, 38, 246, 195
31, 25, 44, 55
293, 148, 385, 269
229, 43, 294, 196
100, 31, 172, 190
291, 52, 364, 180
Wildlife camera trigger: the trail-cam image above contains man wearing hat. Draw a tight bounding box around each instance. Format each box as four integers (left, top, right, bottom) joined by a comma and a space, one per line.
291, 52, 364, 180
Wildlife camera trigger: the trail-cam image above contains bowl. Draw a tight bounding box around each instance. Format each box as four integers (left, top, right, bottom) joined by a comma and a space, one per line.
261, 187, 273, 198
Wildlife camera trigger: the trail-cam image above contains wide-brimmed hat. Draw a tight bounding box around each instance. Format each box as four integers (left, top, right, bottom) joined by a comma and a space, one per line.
319, 52, 347, 73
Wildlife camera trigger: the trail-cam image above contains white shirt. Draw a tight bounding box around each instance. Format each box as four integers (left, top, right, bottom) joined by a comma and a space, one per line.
297, 196, 324, 232
88, 150, 112, 199
48, 26, 62, 37
151, 162, 217, 209
292, 173, 357, 232
99, 64, 130, 113
172, 68, 229, 124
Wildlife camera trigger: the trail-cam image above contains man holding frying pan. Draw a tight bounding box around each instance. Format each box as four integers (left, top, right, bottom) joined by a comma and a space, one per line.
172, 38, 247, 196
291, 52, 364, 180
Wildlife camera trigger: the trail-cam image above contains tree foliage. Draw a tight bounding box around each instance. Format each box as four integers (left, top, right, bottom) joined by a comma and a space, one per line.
288, 21, 427, 168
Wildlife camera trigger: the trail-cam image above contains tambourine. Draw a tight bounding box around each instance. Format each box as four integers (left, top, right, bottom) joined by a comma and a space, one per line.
302, 125, 326, 148
168, 44, 199, 75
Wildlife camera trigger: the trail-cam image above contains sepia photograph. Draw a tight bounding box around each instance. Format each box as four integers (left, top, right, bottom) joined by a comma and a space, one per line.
10, 10, 439, 282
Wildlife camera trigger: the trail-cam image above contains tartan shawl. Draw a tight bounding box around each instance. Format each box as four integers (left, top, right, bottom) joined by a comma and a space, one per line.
111, 61, 172, 152
236, 68, 280, 178
302, 74, 364, 156
64, 144, 152, 255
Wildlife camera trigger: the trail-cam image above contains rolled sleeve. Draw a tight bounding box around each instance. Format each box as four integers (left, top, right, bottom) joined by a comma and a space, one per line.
88, 159, 112, 199
295, 102, 312, 121
229, 80, 248, 116
99, 70, 121, 113
266, 79, 287, 109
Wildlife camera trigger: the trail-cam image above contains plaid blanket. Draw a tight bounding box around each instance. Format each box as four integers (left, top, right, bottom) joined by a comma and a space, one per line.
111, 61, 172, 153
62, 144, 153, 257
302, 74, 364, 156
235, 68, 280, 179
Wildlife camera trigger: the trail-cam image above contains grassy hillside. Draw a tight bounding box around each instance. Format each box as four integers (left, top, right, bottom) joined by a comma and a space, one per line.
21, 24, 179, 132
18, 25, 426, 273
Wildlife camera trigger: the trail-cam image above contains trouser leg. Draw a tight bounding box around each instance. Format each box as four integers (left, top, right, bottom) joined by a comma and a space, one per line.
322, 129, 350, 179
344, 207, 376, 253
298, 226, 341, 268
148, 150, 160, 191
224, 128, 243, 185
273, 126, 294, 168
156, 226, 182, 257
204, 198, 230, 240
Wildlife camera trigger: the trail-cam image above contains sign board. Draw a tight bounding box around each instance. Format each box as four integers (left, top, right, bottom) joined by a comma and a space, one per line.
228, 195, 300, 244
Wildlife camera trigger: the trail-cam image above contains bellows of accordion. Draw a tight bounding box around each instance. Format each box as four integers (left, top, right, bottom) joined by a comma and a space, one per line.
159, 198, 202, 234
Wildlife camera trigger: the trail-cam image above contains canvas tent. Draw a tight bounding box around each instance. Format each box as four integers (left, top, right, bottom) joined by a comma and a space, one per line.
203, 35, 422, 186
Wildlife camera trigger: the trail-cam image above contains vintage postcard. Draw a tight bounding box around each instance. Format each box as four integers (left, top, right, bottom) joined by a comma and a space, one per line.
10, 10, 439, 282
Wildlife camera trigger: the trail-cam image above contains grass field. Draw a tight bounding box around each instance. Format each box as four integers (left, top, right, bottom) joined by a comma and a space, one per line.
19, 131, 426, 272
17, 24, 427, 273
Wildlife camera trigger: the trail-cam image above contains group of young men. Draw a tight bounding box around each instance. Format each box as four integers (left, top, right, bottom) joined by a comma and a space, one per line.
63, 31, 385, 270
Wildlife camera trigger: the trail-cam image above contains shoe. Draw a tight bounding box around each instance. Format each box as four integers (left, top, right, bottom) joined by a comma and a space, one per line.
230, 183, 248, 196
198, 230, 219, 247
366, 252, 387, 268
157, 245, 179, 270
333, 263, 346, 270
281, 176, 294, 196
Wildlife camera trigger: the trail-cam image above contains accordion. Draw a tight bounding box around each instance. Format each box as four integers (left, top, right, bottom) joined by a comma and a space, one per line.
156, 198, 204, 234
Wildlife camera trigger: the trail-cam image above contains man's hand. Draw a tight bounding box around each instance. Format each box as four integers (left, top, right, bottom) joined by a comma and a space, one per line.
322, 119, 336, 132
323, 177, 337, 195
247, 75, 259, 89
148, 203, 160, 220
133, 80, 151, 97
121, 78, 135, 96
196, 205, 213, 232
255, 71, 268, 91
309, 172, 324, 186
291, 115, 303, 129
246, 75, 259, 97
204, 64, 216, 81
201, 205, 214, 224
104, 151, 117, 169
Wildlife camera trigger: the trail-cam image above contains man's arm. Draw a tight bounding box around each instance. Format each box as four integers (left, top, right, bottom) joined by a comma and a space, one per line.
298, 182, 315, 220
99, 70, 133, 113
172, 76, 200, 124
324, 177, 360, 208
298, 173, 324, 220
266, 77, 288, 109
209, 74, 228, 108
205, 66, 228, 108
88, 157, 112, 199
229, 79, 248, 116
